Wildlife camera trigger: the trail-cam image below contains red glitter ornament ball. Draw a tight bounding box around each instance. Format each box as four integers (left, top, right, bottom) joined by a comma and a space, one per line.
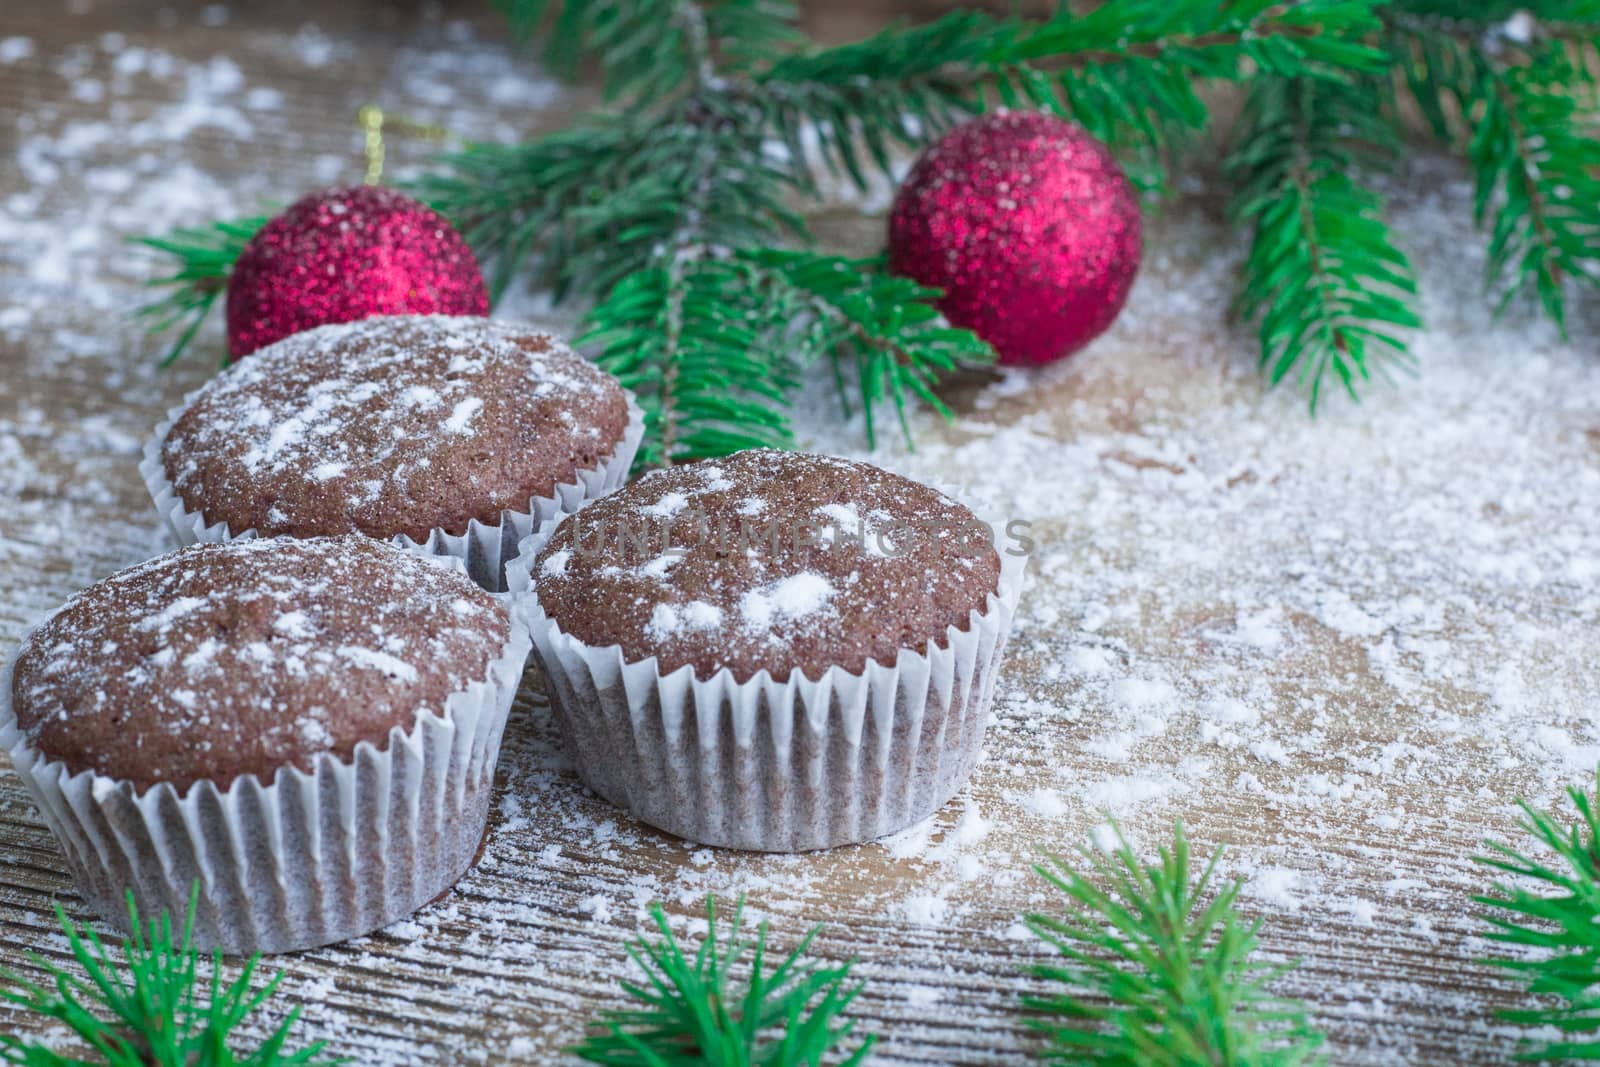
888, 112, 1142, 367
225, 185, 489, 358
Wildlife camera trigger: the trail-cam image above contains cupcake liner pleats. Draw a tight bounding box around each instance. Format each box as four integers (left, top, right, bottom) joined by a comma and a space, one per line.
506, 505, 1028, 852
0, 595, 531, 955
140, 390, 644, 593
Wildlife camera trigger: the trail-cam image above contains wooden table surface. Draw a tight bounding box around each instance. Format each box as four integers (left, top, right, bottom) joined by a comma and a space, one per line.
3, 1, 1599, 1063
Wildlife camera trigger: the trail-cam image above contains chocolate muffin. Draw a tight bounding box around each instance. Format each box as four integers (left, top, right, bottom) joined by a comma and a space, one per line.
509, 450, 1027, 852
1, 536, 530, 953
144, 314, 640, 590
536, 450, 1001, 681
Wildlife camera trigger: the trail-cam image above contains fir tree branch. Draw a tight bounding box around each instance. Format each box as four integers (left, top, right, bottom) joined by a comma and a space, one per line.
1022, 0, 1387, 180
1383, 5, 1600, 332
585, 256, 799, 466
582, 248, 992, 465
0, 890, 339, 1066
1024, 822, 1326, 1067
1388, 1, 1600, 36
748, 250, 993, 449
460, 0, 1389, 462
571, 895, 875, 1066
409, 122, 646, 303
1477, 769, 1600, 1060
565, 97, 808, 293
130, 215, 267, 367
1228, 75, 1421, 407
416, 87, 807, 303
758, 0, 1388, 193
494, 0, 801, 97
555, 88, 811, 464
1468, 41, 1600, 330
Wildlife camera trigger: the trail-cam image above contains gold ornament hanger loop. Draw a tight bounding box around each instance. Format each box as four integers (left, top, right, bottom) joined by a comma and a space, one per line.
357, 105, 453, 185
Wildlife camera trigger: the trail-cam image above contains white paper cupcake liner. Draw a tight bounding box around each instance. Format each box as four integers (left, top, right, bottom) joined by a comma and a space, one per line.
139, 389, 644, 593
0, 581, 532, 955
505, 501, 1028, 852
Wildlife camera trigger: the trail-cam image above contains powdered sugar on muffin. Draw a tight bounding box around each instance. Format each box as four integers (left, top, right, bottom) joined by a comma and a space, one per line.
10, 536, 510, 791
534, 449, 1001, 681
161, 315, 629, 542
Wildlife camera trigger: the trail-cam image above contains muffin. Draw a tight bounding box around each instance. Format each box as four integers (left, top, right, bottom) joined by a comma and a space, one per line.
0, 536, 530, 953
505, 450, 1027, 851
141, 314, 642, 590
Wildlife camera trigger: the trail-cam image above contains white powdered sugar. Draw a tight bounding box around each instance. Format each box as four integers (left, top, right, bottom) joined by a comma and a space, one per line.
336, 645, 421, 684
644, 600, 725, 641
443, 397, 484, 434
636, 553, 678, 580
273, 611, 314, 639
814, 501, 894, 556
164, 315, 614, 514
637, 490, 690, 519
9, 538, 504, 766
737, 572, 836, 631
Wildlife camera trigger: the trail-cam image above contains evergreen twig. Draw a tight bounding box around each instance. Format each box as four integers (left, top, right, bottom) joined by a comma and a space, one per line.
1382, 2, 1600, 333
1467, 41, 1600, 331
571, 895, 874, 1066
130, 216, 267, 368
1477, 769, 1600, 1060
747, 250, 993, 449
1024, 822, 1326, 1066
1228, 75, 1421, 407
0, 889, 338, 1066
761, 0, 1387, 193
583, 250, 990, 461
407, 122, 648, 303
494, 0, 801, 96
583, 256, 800, 466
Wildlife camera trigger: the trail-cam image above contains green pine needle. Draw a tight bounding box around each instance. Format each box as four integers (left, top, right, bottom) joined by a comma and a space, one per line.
582, 249, 992, 465
1467, 42, 1600, 332
582, 256, 801, 467
0, 889, 339, 1066
570, 895, 875, 1067
409, 123, 648, 303
1024, 822, 1326, 1067
762, 0, 1387, 195
1477, 769, 1600, 1060
493, 0, 801, 97
1228, 75, 1422, 409
130, 215, 267, 367
1027, 0, 1388, 189
748, 250, 993, 450
1384, 4, 1600, 334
